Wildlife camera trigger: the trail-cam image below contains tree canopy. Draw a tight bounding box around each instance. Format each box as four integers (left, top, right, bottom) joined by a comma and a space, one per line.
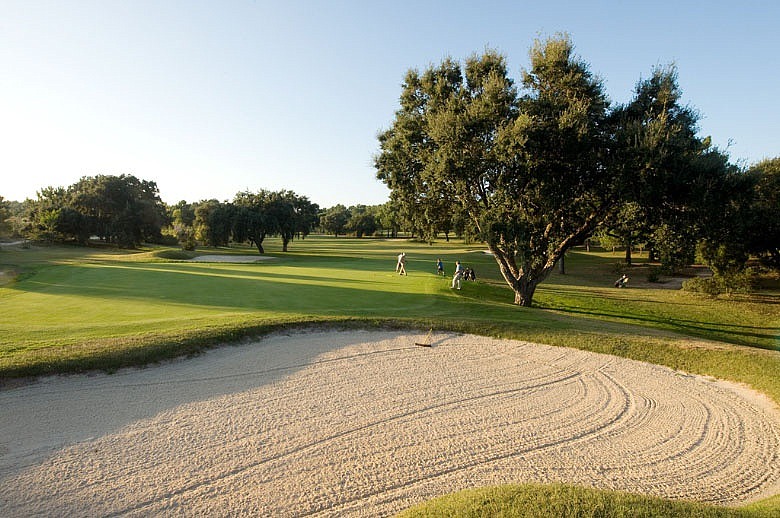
746, 157, 780, 268
27, 174, 166, 247
376, 35, 735, 305
377, 36, 621, 305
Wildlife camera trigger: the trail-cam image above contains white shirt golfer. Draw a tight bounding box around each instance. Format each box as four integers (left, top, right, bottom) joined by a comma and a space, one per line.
451, 261, 464, 289
397, 252, 407, 275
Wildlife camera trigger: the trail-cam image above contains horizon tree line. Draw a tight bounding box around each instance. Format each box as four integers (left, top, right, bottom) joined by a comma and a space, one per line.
0, 178, 485, 248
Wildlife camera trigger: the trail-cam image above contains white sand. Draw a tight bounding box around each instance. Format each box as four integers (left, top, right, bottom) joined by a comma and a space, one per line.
1, 330, 779, 517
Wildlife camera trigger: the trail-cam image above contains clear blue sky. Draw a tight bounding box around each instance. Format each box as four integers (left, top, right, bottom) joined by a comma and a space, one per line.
2, 1, 777, 208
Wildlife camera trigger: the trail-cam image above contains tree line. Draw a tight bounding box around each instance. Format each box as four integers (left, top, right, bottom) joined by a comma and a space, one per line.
375, 34, 780, 305
0, 176, 494, 250
0, 175, 324, 253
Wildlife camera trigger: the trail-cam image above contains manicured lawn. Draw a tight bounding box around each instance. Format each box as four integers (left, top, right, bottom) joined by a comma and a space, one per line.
1, 235, 778, 515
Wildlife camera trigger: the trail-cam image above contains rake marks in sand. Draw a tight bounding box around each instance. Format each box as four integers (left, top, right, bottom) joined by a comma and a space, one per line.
1, 331, 778, 516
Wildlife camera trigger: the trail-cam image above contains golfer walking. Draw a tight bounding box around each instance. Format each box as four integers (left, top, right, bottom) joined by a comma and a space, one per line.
396, 252, 407, 275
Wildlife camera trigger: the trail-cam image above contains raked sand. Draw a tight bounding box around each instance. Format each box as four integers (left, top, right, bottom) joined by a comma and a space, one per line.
1, 330, 779, 517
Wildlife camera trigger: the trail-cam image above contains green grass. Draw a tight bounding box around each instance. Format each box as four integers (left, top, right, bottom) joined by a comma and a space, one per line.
397, 484, 772, 517
1, 236, 779, 516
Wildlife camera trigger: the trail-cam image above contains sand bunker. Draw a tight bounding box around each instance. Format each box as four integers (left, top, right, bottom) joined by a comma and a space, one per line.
1, 331, 779, 516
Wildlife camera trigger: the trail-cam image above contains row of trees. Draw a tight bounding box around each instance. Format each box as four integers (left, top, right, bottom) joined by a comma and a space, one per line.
0, 175, 321, 253
376, 34, 779, 305
318, 202, 441, 239
1, 179, 484, 249
169, 190, 319, 253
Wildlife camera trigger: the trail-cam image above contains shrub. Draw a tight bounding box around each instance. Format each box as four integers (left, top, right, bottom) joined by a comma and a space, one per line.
682, 271, 755, 296
647, 266, 661, 283
720, 270, 755, 295
682, 277, 720, 297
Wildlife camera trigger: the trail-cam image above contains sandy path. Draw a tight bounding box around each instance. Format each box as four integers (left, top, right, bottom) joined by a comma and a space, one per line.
1, 330, 779, 517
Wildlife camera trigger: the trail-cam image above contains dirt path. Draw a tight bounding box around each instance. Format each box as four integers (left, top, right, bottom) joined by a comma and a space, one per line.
1, 331, 779, 517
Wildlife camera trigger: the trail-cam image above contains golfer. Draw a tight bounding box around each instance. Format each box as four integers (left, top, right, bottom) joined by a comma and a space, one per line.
451, 260, 465, 289
396, 252, 407, 275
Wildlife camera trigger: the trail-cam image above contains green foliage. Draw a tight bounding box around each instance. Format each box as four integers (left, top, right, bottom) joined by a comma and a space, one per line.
682, 276, 721, 297
595, 202, 648, 265
173, 222, 197, 251
25, 175, 167, 247
746, 157, 780, 269
376, 36, 728, 306
604, 67, 737, 274
345, 204, 378, 238
377, 36, 618, 306
646, 266, 661, 283
193, 199, 233, 247
683, 271, 755, 297
320, 204, 350, 236
652, 223, 696, 273
169, 200, 196, 226
697, 239, 749, 277
0, 196, 10, 238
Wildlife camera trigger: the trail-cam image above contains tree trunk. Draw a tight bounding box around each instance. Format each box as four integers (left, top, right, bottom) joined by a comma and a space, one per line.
558, 255, 565, 274
489, 246, 555, 307
513, 279, 538, 307
624, 246, 632, 265
255, 241, 265, 254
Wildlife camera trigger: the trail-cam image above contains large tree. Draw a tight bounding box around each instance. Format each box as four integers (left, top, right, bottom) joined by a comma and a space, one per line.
605, 65, 709, 269
0, 196, 9, 238
746, 157, 780, 269
232, 190, 273, 254
66, 174, 165, 247
346, 204, 378, 238
231, 189, 317, 253
376, 36, 617, 306
320, 204, 350, 237
193, 199, 233, 247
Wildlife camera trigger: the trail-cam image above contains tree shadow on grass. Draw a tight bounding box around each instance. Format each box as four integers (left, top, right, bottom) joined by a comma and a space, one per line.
8, 260, 777, 353
539, 304, 778, 351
